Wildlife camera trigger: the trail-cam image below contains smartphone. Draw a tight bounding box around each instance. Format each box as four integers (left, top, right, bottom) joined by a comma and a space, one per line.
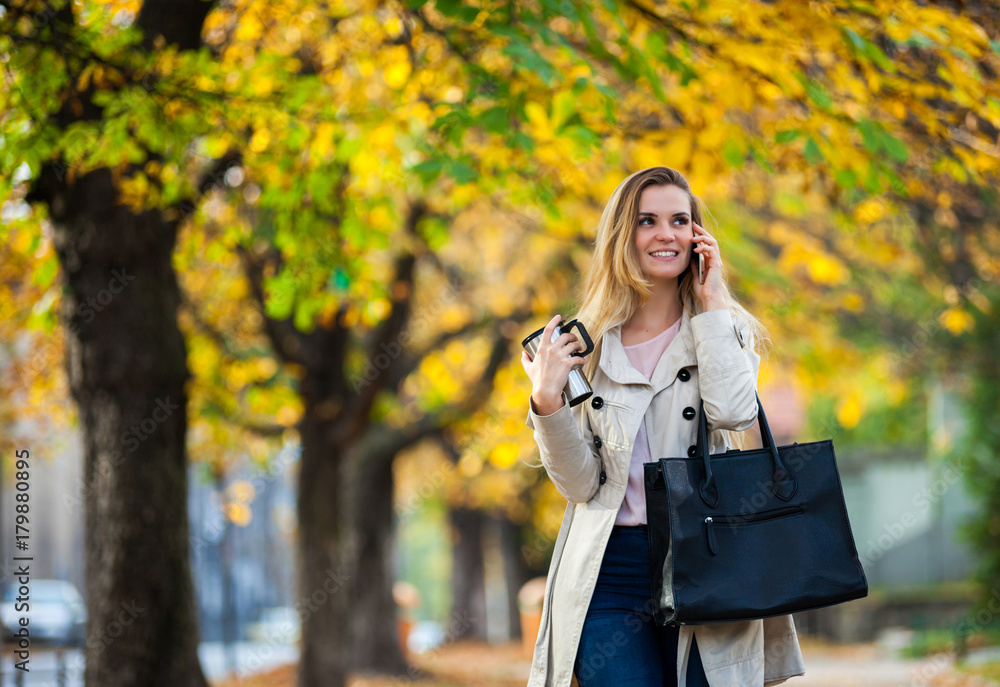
693, 226, 704, 284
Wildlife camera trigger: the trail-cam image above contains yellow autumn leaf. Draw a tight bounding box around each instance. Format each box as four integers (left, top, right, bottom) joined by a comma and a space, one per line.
836, 392, 863, 429
253, 75, 274, 96
227, 479, 256, 503
524, 102, 554, 141
366, 298, 390, 321
940, 307, 974, 335
223, 502, 253, 526
368, 205, 392, 229
277, 404, 300, 427
807, 255, 845, 284
250, 128, 271, 153
235, 15, 264, 42
489, 442, 519, 469
853, 199, 885, 224
311, 121, 336, 159
840, 292, 865, 313
384, 61, 411, 89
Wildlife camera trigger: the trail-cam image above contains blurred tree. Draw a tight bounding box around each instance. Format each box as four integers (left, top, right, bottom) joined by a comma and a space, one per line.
3, 0, 217, 684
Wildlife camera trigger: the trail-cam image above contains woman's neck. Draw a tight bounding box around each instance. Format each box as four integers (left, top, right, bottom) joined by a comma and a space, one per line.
622, 280, 682, 342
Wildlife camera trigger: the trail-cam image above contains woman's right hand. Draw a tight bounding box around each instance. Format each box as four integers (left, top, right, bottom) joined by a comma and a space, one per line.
520, 314, 590, 415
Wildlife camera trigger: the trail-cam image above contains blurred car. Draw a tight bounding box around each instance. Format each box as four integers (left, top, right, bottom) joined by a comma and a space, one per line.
1, 579, 86, 646
244, 606, 300, 644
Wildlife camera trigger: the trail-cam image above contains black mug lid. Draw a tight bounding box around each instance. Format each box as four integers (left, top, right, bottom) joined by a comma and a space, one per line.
521, 320, 567, 348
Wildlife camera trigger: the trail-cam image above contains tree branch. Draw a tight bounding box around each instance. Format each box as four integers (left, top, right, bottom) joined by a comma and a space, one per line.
235, 243, 307, 367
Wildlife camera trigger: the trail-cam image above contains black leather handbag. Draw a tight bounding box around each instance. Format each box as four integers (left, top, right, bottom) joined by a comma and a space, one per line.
642, 392, 868, 626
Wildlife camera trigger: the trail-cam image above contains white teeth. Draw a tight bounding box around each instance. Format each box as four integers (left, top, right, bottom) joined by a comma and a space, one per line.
651, 251, 678, 257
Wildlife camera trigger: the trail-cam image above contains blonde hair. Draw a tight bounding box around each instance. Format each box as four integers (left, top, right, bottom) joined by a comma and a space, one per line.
573, 166, 772, 450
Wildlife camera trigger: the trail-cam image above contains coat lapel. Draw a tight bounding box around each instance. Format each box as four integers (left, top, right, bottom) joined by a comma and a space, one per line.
599, 307, 698, 395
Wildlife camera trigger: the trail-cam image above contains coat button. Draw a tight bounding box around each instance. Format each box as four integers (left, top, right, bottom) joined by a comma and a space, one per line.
591, 396, 604, 409
599, 470, 607, 485
687, 445, 698, 457
682, 406, 696, 420
677, 368, 691, 382
593, 436, 603, 449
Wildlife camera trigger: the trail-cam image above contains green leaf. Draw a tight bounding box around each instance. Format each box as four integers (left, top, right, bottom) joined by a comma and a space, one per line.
950, 46, 971, 62
884, 167, 907, 195
775, 130, 801, 144
748, 144, 774, 173
594, 83, 620, 101
329, 267, 351, 292
479, 106, 508, 134
662, 51, 699, 86
863, 163, 881, 193
445, 159, 477, 184
796, 72, 832, 110
803, 136, 824, 164
91, 90, 116, 107
563, 125, 601, 151
434, 0, 479, 22
843, 27, 866, 52
600, 0, 629, 35
551, 90, 576, 130
421, 216, 450, 250
857, 119, 882, 154
503, 42, 560, 86
264, 272, 297, 320
864, 40, 895, 72
409, 158, 445, 183
881, 132, 908, 163
721, 138, 744, 168
510, 131, 535, 151
645, 31, 668, 60
32, 255, 59, 289
834, 168, 858, 188
336, 135, 362, 162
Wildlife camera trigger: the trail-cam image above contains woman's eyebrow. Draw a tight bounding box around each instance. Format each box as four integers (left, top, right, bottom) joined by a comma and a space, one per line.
637, 211, 690, 218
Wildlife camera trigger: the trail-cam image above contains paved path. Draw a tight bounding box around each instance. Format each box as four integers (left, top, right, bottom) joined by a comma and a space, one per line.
793, 638, 996, 687
208, 636, 999, 687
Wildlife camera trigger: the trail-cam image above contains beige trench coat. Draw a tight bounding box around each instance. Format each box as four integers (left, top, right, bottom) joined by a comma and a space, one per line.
524, 307, 806, 687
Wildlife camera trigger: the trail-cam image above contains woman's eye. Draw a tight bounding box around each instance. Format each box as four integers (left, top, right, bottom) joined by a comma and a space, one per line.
674, 217, 689, 226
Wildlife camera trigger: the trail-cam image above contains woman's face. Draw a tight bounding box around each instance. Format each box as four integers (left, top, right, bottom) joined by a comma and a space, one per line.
633, 184, 694, 282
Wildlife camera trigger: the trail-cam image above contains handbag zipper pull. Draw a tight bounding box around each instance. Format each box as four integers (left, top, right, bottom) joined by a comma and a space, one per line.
705, 516, 717, 555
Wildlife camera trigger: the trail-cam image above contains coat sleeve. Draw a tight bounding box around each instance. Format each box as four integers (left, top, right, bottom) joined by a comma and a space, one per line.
690, 308, 762, 432
524, 395, 602, 504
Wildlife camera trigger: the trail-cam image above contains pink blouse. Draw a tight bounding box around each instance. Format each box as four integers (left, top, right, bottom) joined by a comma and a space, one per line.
615, 317, 682, 526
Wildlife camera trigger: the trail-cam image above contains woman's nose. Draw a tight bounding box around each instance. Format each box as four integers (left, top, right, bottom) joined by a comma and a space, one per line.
654, 222, 684, 241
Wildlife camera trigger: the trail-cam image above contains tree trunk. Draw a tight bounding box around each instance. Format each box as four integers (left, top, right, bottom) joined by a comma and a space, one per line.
343, 444, 408, 674
295, 415, 350, 687
35, 166, 207, 686
498, 515, 531, 641
20, 0, 215, 682
449, 506, 488, 641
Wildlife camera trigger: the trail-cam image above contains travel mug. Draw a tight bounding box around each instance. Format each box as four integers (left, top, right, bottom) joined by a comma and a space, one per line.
521, 318, 595, 407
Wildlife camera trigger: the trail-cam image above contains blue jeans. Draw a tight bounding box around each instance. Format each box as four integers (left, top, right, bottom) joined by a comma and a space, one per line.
574, 525, 710, 687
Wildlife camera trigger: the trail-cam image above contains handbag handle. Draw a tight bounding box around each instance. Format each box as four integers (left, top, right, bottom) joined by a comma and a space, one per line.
696, 391, 798, 508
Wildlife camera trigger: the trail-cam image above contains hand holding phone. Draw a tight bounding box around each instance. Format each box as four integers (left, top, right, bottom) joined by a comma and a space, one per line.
693, 225, 705, 284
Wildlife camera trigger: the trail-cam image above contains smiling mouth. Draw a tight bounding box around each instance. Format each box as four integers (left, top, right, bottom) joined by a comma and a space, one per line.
649, 250, 680, 258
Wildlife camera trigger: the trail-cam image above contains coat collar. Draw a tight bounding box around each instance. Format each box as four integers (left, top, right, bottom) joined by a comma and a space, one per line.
599, 306, 698, 393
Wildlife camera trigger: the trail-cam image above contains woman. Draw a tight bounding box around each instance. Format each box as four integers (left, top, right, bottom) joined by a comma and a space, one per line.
519, 167, 806, 686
